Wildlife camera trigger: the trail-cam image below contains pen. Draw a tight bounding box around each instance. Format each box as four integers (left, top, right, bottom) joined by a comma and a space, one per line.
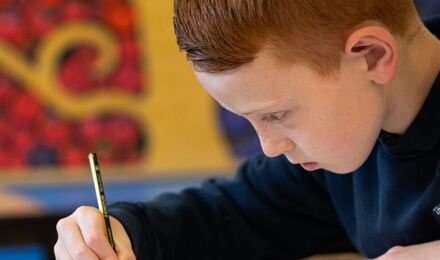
88, 152, 116, 251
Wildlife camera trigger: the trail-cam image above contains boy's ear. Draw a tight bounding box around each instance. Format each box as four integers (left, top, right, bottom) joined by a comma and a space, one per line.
345, 26, 398, 85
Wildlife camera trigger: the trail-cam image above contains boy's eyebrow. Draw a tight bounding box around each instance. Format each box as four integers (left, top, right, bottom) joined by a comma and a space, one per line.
242, 108, 282, 116
242, 109, 263, 116
241, 100, 287, 116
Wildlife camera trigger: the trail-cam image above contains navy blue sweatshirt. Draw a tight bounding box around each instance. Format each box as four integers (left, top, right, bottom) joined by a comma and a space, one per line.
110, 16, 440, 259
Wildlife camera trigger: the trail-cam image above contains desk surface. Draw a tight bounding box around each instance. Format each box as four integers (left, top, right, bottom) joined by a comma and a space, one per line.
3, 176, 204, 216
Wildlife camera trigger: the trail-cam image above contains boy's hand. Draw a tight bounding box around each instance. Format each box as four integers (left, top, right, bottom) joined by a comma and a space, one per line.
54, 206, 136, 260
374, 240, 440, 260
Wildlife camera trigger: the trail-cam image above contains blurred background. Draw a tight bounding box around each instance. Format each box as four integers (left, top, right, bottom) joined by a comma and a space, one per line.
0, 1, 437, 259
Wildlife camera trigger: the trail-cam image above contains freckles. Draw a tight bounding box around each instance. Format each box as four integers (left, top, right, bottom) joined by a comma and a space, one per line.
255, 123, 268, 142
255, 122, 277, 145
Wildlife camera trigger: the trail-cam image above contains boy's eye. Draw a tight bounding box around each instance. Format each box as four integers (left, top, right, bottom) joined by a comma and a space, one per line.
262, 111, 286, 123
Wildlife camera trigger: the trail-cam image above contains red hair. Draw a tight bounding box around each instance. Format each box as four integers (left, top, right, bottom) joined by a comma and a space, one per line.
174, 0, 418, 74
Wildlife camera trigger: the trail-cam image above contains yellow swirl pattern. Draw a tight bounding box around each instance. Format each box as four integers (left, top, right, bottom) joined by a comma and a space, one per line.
0, 22, 145, 119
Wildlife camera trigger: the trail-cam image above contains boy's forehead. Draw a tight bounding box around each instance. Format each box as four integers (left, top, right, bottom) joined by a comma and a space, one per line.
194, 49, 319, 95
195, 50, 285, 88
194, 59, 300, 116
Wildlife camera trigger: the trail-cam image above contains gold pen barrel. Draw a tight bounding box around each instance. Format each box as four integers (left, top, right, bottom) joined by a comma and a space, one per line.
88, 153, 116, 251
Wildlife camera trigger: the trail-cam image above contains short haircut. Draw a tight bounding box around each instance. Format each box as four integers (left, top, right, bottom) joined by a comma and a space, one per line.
173, 0, 418, 75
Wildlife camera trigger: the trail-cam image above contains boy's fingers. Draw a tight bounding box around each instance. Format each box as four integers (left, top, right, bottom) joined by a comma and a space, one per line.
54, 238, 73, 260
110, 217, 137, 260
56, 206, 133, 260
74, 207, 118, 260
56, 216, 99, 260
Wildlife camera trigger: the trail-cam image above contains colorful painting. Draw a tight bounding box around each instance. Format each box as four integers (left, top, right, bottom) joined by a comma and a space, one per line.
0, 1, 235, 175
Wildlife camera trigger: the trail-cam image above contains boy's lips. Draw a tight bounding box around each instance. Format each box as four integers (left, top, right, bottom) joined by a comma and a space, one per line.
300, 162, 319, 171
285, 155, 319, 171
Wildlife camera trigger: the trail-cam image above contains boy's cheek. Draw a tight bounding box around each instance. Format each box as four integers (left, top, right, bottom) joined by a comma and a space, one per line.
312, 138, 372, 174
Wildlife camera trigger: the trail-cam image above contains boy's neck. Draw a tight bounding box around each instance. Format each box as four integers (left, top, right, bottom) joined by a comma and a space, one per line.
382, 23, 440, 135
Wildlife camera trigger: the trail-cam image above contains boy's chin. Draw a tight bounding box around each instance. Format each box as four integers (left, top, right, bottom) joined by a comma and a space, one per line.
326, 161, 365, 174
284, 156, 364, 174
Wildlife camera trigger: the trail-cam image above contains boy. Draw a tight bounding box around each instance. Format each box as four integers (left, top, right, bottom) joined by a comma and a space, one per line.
54, 0, 440, 259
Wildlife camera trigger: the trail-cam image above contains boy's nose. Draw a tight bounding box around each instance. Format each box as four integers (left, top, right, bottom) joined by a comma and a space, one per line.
258, 133, 293, 158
